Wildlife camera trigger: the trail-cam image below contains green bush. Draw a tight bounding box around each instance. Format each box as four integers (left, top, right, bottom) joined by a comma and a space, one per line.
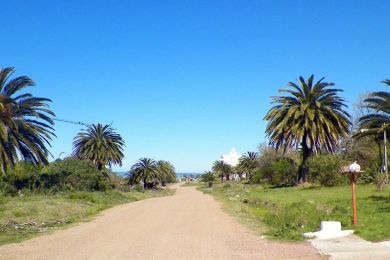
1, 162, 41, 195
252, 157, 297, 186
307, 154, 348, 186
40, 158, 110, 192
1, 159, 111, 195
361, 161, 389, 192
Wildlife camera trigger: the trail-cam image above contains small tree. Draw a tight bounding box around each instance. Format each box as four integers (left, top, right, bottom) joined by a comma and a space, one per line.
238, 152, 259, 180
155, 160, 176, 185
129, 158, 158, 189
212, 160, 232, 181
201, 171, 216, 188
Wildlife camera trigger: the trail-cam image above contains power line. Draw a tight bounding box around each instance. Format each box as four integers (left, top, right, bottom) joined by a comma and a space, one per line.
53, 118, 91, 126
53, 118, 115, 128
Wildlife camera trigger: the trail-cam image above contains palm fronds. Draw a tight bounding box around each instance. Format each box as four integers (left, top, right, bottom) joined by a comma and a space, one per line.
0, 67, 55, 172
73, 124, 124, 170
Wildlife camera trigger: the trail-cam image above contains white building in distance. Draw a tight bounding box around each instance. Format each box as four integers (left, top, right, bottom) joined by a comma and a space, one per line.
221, 148, 240, 167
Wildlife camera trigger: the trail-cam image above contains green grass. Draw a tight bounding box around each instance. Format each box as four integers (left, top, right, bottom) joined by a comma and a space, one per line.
200, 182, 390, 242
0, 188, 174, 245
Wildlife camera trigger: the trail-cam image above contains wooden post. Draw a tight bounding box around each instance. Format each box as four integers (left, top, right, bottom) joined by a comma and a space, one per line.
384, 129, 388, 176
351, 173, 357, 225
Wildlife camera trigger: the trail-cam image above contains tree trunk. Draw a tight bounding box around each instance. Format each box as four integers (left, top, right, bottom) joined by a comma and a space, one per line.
97, 162, 103, 171
298, 141, 310, 183
377, 139, 382, 166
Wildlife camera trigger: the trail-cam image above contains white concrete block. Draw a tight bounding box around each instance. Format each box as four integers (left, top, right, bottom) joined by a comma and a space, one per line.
304, 221, 354, 240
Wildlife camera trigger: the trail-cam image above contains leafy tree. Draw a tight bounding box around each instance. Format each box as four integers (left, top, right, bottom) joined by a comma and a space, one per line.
238, 151, 259, 180
212, 160, 232, 181
264, 75, 351, 183
73, 124, 124, 170
155, 160, 176, 185
0, 67, 55, 172
201, 171, 216, 188
129, 158, 158, 189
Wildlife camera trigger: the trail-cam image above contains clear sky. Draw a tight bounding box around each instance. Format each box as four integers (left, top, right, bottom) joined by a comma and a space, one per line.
1, 0, 390, 172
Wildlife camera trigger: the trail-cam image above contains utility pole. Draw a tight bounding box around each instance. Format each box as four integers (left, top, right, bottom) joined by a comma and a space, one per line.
384, 124, 388, 176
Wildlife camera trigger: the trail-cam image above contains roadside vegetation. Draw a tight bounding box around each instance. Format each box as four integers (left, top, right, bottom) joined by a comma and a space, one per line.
200, 182, 389, 242
0, 67, 177, 245
200, 75, 390, 242
1, 66, 390, 245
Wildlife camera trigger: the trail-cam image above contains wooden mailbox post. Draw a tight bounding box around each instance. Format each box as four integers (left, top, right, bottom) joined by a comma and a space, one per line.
340, 162, 361, 225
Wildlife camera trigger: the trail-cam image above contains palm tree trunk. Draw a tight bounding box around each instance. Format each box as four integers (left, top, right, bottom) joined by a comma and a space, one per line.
377, 138, 382, 165
97, 162, 103, 171
298, 142, 310, 183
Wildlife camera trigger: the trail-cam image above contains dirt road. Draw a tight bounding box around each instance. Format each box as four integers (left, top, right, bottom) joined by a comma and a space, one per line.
0, 184, 321, 259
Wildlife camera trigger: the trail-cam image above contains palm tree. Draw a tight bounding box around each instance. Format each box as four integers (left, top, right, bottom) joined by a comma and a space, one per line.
0, 67, 55, 172
355, 80, 390, 132
264, 75, 351, 183
130, 158, 158, 189
73, 124, 124, 170
354, 79, 390, 170
212, 160, 232, 181
201, 171, 216, 188
155, 160, 176, 185
238, 151, 259, 180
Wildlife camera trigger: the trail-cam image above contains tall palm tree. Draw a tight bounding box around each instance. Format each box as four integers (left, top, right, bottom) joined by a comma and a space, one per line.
212, 160, 232, 181
155, 160, 176, 185
0, 67, 55, 172
354, 79, 390, 168
73, 124, 124, 170
264, 75, 351, 182
130, 158, 158, 189
238, 151, 259, 180
356, 80, 390, 132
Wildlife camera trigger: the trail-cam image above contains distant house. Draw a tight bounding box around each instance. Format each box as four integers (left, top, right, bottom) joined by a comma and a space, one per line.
221, 148, 240, 167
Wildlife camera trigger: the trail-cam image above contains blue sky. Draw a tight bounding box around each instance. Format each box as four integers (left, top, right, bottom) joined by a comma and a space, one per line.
1, 0, 390, 172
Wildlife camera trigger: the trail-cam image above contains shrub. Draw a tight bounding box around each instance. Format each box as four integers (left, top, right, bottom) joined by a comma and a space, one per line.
374, 172, 387, 192
307, 154, 348, 186
40, 158, 110, 192
1, 162, 41, 195
1, 159, 111, 195
357, 161, 380, 184
252, 157, 297, 186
